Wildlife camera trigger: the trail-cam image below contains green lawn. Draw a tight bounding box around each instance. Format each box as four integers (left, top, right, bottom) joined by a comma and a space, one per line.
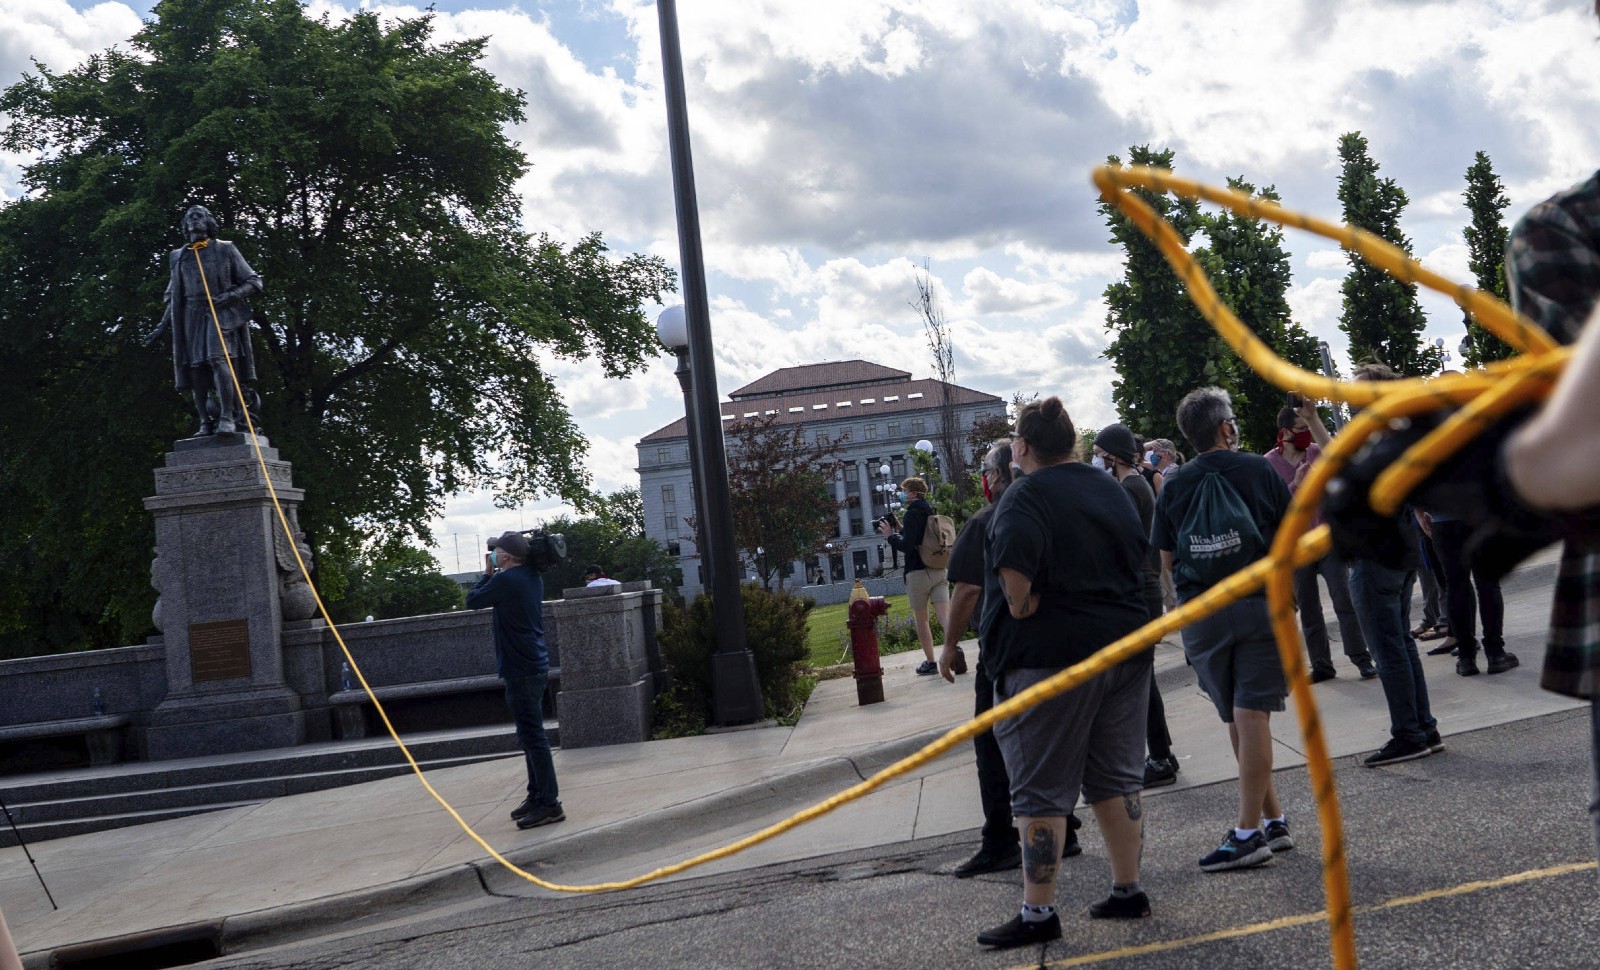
803, 594, 921, 668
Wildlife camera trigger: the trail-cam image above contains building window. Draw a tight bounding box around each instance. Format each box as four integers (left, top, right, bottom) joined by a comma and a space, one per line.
657, 447, 669, 464
864, 424, 877, 440
911, 419, 926, 436
662, 484, 675, 503
815, 430, 830, 445
663, 484, 678, 539
887, 421, 900, 438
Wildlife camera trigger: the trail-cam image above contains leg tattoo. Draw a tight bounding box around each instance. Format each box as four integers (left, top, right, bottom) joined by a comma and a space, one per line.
1123, 792, 1142, 821
1023, 821, 1058, 886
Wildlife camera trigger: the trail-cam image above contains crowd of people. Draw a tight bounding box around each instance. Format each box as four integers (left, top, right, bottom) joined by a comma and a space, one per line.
890, 332, 1599, 948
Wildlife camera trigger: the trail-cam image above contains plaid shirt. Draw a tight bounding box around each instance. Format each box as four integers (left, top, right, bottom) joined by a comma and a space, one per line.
1507, 169, 1600, 699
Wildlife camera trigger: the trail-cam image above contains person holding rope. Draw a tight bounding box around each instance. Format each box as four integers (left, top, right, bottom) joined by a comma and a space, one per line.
975, 397, 1152, 948
1154, 387, 1295, 872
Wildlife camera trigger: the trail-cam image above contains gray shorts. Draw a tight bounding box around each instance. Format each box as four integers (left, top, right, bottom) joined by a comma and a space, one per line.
906, 568, 949, 611
992, 659, 1151, 817
1178, 596, 1288, 722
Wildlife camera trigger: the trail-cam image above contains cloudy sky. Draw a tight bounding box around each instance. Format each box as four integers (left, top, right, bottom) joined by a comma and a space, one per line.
6, 0, 1600, 572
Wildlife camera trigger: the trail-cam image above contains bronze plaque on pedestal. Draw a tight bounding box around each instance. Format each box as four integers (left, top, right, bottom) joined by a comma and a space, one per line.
189, 619, 253, 682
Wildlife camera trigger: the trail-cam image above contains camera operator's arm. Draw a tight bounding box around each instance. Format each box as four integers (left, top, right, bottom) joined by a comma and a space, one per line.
1506, 302, 1600, 511
1296, 398, 1333, 449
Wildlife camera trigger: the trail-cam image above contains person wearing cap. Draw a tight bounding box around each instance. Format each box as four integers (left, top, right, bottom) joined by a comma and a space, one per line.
1093, 424, 1181, 789
876, 476, 951, 675
467, 531, 563, 830
583, 564, 622, 588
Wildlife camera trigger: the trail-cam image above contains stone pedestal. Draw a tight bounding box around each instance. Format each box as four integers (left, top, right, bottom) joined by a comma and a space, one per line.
549, 585, 654, 748
142, 434, 312, 759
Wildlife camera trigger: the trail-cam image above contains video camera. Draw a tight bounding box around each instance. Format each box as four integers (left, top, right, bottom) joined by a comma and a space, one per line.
487, 530, 568, 573
876, 511, 900, 532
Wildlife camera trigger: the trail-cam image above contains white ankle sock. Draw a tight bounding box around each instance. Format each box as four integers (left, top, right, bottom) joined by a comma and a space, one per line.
1019, 903, 1056, 923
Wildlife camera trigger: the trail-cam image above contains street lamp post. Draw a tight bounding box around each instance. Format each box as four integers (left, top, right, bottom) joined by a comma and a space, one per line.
656, 306, 713, 594
656, 0, 763, 725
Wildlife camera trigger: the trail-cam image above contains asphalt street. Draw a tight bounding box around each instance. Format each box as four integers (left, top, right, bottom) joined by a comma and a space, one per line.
197, 706, 1600, 970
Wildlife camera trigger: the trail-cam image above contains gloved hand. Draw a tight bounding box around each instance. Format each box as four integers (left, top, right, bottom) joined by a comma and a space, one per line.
1323, 405, 1597, 581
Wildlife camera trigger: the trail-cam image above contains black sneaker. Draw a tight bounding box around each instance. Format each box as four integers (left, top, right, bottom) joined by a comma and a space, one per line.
1311, 668, 1336, 684
515, 802, 566, 829
1089, 891, 1151, 919
1356, 659, 1379, 680
1263, 818, 1293, 852
1199, 829, 1273, 871
952, 845, 1020, 878
977, 912, 1061, 948
1143, 755, 1178, 788
509, 797, 536, 821
1425, 730, 1445, 753
1487, 653, 1520, 675
1455, 656, 1481, 677
1363, 737, 1431, 767
915, 660, 938, 675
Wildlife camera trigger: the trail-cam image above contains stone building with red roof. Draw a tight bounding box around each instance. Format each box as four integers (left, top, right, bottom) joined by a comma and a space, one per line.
636, 360, 1004, 599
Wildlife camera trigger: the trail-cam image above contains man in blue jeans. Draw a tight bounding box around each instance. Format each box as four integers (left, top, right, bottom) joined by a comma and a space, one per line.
467, 531, 564, 829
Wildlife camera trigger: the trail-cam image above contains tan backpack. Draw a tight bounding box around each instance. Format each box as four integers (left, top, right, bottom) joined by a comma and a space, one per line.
918, 513, 956, 569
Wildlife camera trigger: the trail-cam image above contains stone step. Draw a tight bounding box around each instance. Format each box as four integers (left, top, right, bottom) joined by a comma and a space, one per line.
0, 754, 512, 831
0, 723, 551, 803
0, 722, 558, 846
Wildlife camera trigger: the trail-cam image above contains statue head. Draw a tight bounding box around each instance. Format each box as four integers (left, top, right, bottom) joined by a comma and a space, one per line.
181, 205, 219, 242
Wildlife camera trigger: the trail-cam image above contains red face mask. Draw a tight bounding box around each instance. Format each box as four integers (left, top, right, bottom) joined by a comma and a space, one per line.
1291, 429, 1313, 450
982, 473, 993, 504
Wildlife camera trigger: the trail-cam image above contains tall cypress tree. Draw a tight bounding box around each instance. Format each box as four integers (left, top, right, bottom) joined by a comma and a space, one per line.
1101, 146, 1233, 452
1201, 178, 1323, 452
1461, 150, 1515, 365
1335, 132, 1440, 375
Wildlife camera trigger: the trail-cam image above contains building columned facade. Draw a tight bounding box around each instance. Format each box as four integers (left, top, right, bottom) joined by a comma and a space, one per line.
635, 360, 1004, 599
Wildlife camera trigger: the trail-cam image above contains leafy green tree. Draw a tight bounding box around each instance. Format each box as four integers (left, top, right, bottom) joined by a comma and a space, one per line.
1101, 146, 1236, 449
1200, 178, 1322, 451
1461, 151, 1515, 366
0, 0, 672, 656
538, 488, 681, 599
724, 413, 842, 591
324, 544, 464, 624
1335, 132, 1440, 375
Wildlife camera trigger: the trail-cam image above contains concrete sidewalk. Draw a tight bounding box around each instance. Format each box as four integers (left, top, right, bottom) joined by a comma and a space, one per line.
1, 546, 1578, 966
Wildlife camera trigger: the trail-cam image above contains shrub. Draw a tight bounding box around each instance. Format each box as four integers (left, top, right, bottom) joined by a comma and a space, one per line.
656, 583, 815, 726
876, 610, 945, 655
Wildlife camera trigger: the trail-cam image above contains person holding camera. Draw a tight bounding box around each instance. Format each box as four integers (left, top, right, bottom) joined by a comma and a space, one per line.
467, 531, 563, 830
877, 477, 950, 676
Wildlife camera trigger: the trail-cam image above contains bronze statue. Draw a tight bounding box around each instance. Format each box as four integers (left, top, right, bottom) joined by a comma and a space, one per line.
144, 205, 262, 436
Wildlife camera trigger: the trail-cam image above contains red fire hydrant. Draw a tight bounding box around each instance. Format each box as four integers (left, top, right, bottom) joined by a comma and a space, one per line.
848, 584, 890, 706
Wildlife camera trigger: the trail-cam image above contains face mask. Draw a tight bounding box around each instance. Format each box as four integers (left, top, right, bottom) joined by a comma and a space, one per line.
1090, 455, 1106, 471
896, 490, 907, 503
981, 475, 993, 504
1291, 429, 1313, 450
1145, 451, 1157, 465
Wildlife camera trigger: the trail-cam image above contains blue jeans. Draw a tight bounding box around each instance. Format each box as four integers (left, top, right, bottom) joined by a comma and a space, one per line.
503, 672, 559, 806
1348, 560, 1436, 744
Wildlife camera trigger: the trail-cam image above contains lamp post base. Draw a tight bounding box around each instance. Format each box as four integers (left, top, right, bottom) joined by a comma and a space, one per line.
710, 650, 764, 726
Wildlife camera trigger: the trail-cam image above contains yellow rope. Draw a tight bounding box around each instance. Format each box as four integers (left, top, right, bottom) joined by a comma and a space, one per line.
188, 156, 1568, 970
1090, 163, 1568, 970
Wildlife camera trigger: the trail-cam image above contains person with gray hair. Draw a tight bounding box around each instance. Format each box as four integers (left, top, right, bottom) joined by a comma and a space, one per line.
1153, 387, 1295, 872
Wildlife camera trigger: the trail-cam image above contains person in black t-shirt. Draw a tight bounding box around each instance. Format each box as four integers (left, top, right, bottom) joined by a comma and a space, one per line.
1152, 387, 1291, 873
940, 439, 1082, 879
1093, 424, 1181, 789
974, 398, 1152, 950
